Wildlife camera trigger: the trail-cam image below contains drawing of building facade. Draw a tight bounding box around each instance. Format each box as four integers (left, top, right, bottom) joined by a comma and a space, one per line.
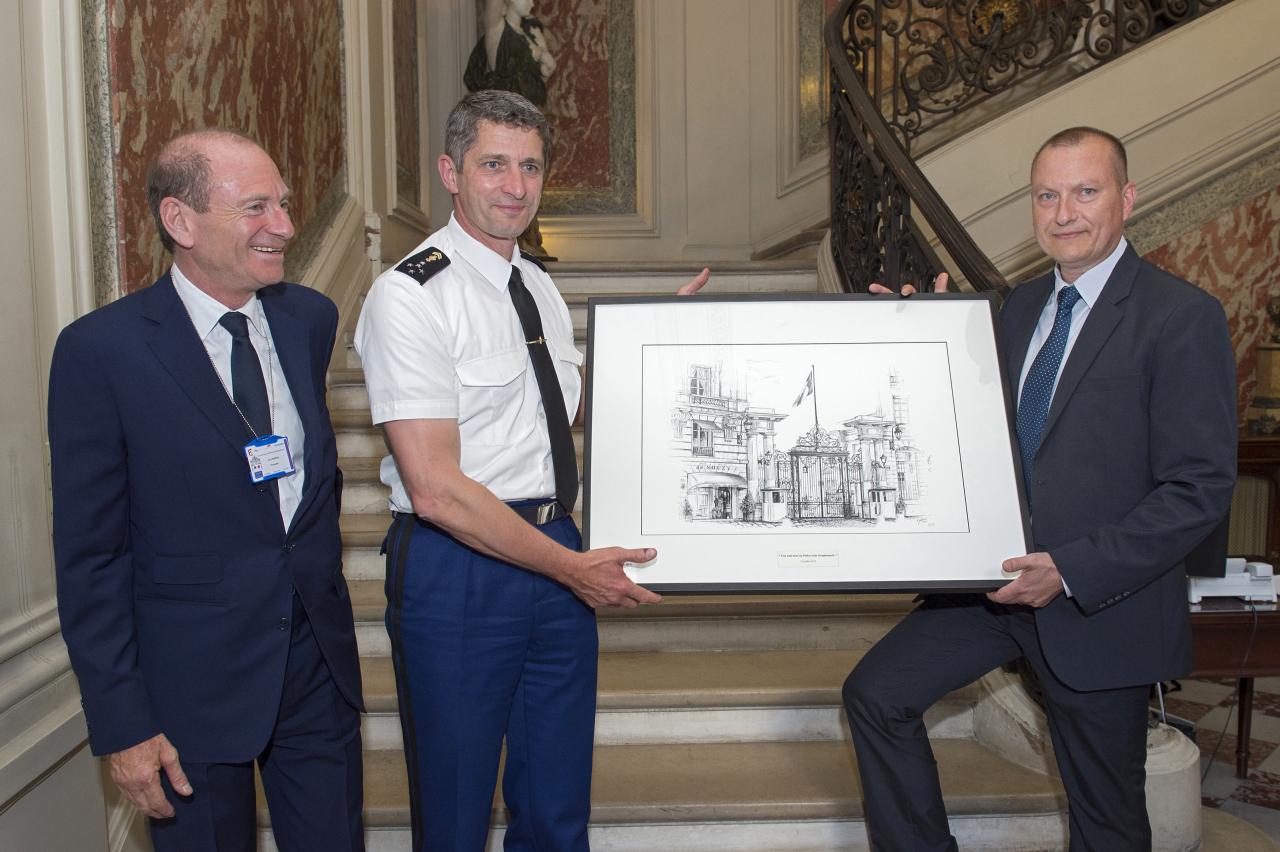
670, 364, 788, 521
670, 363, 924, 525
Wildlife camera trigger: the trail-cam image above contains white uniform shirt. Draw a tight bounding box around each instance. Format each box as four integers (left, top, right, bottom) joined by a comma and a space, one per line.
354, 214, 583, 512
171, 263, 307, 530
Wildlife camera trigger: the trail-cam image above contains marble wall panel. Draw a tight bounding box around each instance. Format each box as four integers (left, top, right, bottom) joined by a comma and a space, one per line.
1142, 184, 1280, 424
534, 0, 636, 215
103, 0, 345, 296
394, 0, 421, 208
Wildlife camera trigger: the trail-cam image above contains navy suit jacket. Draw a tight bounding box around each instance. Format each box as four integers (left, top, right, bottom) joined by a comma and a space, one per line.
1002, 246, 1237, 691
49, 273, 362, 763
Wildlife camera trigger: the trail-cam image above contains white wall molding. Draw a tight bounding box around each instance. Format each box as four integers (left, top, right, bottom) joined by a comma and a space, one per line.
774, 0, 830, 198
425, 0, 477, 230
0, 641, 80, 806
299, 194, 370, 359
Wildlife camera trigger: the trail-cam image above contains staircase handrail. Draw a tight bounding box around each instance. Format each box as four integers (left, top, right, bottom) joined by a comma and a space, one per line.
824, 0, 1237, 294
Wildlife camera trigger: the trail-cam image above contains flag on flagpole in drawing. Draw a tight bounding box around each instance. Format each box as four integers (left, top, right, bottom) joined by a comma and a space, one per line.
792, 367, 815, 406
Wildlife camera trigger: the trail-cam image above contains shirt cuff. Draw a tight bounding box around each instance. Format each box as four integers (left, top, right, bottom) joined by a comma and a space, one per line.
370, 399, 459, 425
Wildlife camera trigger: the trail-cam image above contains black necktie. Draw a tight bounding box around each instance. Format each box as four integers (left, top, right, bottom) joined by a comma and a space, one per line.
507, 267, 579, 512
218, 311, 272, 437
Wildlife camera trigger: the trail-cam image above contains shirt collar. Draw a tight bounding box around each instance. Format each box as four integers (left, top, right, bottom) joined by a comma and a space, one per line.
1052, 236, 1128, 308
447, 213, 520, 292
170, 261, 266, 340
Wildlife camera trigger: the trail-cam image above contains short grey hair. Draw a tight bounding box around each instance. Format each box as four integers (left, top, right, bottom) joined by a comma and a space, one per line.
444, 90, 550, 169
147, 128, 261, 252
1033, 126, 1129, 185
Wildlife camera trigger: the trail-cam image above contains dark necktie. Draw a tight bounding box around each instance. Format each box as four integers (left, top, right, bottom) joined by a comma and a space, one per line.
507, 267, 579, 512
218, 311, 272, 438
1016, 285, 1082, 496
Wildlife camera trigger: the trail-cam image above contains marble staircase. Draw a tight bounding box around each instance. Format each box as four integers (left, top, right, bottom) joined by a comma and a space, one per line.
256, 259, 1245, 851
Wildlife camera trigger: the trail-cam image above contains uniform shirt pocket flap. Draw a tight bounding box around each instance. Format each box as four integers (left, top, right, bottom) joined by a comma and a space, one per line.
547, 339, 585, 366
456, 349, 527, 388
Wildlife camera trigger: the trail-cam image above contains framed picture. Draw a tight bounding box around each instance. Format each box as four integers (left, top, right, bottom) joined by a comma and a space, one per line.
583, 293, 1030, 592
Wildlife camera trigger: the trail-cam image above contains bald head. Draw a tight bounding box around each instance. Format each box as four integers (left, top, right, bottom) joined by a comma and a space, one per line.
147, 129, 264, 252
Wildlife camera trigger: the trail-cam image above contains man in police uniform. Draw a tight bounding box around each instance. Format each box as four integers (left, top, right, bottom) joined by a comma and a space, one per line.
355, 90, 707, 850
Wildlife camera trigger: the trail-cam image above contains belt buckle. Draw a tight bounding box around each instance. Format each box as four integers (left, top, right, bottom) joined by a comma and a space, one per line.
536, 502, 557, 525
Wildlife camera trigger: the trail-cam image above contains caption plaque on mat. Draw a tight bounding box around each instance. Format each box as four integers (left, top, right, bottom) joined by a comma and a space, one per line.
583, 293, 1030, 592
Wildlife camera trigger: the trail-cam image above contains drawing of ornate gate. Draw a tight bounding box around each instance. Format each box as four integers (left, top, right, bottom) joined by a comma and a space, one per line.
788, 427, 852, 519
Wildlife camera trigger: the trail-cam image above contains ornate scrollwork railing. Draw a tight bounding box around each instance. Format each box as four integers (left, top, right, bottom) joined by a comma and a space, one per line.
827, 0, 1235, 293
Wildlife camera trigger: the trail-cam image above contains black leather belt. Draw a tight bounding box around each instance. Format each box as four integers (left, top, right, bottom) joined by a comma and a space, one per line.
506, 500, 570, 525
393, 500, 569, 528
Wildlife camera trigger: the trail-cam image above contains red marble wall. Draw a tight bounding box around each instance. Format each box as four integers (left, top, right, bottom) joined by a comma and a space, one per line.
538, 0, 613, 190
107, 0, 345, 294
1143, 184, 1280, 423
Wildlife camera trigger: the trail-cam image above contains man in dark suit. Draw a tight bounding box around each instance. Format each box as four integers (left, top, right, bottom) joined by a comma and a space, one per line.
843, 127, 1237, 850
49, 129, 364, 851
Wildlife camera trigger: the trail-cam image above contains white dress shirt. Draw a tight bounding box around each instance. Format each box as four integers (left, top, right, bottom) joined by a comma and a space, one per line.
354, 214, 583, 511
1017, 237, 1129, 401
171, 263, 307, 530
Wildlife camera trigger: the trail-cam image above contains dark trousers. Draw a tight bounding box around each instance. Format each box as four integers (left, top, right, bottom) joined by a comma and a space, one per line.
149, 593, 365, 851
842, 594, 1150, 852
384, 512, 598, 852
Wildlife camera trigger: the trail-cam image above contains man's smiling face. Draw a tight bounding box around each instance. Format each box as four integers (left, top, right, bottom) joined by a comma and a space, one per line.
1030, 134, 1136, 283
176, 138, 295, 305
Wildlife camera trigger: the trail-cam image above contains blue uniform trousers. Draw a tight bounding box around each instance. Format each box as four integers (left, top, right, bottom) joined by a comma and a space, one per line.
383, 509, 598, 852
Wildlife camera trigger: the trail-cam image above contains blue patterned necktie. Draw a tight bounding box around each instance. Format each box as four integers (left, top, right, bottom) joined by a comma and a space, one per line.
1016, 285, 1082, 496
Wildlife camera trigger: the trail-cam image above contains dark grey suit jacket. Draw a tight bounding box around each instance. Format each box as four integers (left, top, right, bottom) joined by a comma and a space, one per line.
1002, 245, 1237, 691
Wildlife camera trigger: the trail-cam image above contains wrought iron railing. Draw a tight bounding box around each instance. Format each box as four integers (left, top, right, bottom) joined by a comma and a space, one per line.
827, 0, 1236, 293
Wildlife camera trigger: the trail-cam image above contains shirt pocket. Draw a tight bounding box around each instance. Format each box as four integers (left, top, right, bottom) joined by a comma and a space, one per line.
455, 348, 529, 444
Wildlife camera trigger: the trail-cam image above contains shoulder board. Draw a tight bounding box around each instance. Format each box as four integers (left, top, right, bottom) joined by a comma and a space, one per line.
395, 246, 450, 285
519, 250, 547, 272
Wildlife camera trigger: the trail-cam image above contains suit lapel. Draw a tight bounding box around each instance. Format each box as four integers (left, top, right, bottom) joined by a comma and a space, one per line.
1038, 246, 1138, 449
260, 289, 324, 527
141, 274, 253, 456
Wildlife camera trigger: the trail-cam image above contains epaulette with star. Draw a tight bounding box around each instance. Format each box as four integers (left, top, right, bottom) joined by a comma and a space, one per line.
395, 246, 450, 284
519, 250, 547, 272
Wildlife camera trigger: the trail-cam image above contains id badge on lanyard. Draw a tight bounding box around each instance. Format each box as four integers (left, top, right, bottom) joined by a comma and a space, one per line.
244, 434, 296, 483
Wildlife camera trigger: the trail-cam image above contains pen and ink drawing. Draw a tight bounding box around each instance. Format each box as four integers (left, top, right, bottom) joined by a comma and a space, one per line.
640, 342, 970, 536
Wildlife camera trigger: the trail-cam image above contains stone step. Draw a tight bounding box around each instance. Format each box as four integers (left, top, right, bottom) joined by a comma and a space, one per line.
257, 739, 1067, 851
545, 260, 819, 295
357, 649, 979, 749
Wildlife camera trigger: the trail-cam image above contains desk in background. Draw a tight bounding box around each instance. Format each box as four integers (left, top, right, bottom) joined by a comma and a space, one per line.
1189, 598, 1280, 778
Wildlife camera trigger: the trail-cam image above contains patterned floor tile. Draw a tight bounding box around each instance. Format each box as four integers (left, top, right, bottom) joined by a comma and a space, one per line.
1163, 696, 1218, 723
1175, 678, 1238, 706
1252, 692, 1280, 718
1235, 770, 1280, 810
1184, 676, 1280, 843
1196, 732, 1278, 773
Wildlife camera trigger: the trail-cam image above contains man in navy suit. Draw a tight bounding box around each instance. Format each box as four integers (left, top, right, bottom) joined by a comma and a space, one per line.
49, 129, 364, 851
843, 127, 1237, 850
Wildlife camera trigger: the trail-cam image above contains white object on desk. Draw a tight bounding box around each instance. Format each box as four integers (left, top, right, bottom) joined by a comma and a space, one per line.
1187, 558, 1278, 603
